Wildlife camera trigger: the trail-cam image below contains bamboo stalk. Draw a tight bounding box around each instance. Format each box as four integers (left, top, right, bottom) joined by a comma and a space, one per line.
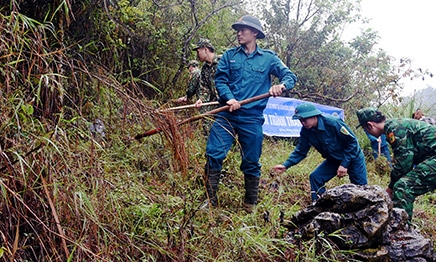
159, 101, 219, 112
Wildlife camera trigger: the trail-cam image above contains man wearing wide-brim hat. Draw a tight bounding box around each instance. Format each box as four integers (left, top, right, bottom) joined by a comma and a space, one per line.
271, 102, 368, 202
201, 15, 298, 212
231, 15, 266, 39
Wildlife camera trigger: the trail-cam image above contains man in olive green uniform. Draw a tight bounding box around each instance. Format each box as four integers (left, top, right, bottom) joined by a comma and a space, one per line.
412, 109, 436, 125
178, 60, 201, 103
356, 107, 436, 222
192, 38, 220, 134
193, 38, 219, 112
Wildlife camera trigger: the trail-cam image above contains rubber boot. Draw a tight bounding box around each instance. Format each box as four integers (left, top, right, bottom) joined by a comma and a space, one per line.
244, 174, 260, 213
202, 169, 221, 209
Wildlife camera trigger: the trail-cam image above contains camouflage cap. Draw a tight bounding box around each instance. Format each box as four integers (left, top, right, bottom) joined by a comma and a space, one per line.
292, 103, 322, 120
356, 107, 382, 128
187, 60, 199, 68
192, 38, 214, 51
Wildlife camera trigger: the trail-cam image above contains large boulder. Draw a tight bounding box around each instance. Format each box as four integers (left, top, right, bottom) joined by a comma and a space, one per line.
283, 184, 435, 261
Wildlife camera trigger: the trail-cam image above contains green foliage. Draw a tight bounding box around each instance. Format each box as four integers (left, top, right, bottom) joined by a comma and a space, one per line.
257, 0, 422, 110
1, 0, 436, 260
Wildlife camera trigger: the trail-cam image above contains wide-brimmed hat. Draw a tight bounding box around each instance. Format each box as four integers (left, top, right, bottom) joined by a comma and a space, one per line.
231, 15, 265, 39
292, 103, 322, 120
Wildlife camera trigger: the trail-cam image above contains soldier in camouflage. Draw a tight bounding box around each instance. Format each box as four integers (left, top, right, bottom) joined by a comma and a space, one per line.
412, 109, 436, 125
177, 60, 201, 103
192, 38, 220, 134
357, 107, 436, 222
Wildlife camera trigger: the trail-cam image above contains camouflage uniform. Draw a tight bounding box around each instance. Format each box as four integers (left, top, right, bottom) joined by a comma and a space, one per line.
413, 109, 436, 125
198, 54, 219, 114
185, 67, 201, 100
192, 39, 220, 134
419, 116, 436, 126
384, 118, 436, 220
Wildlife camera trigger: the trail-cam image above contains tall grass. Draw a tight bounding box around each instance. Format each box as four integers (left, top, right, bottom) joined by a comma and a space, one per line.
3, 92, 436, 261
1, 9, 436, 262
2, 72, 436, 261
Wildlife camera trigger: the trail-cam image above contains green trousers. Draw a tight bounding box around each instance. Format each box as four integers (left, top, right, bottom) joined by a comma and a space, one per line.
393, 155, 436, 221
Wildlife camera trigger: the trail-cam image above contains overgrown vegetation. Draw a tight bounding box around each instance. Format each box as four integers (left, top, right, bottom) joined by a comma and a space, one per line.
1, 0, 435, 261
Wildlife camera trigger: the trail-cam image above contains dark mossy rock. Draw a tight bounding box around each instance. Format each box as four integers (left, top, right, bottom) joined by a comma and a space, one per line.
283, 184, 436, 261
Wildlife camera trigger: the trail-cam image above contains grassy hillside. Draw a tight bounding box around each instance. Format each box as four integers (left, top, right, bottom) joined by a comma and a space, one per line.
1, 104, 436, 261
1, 3, 435, 260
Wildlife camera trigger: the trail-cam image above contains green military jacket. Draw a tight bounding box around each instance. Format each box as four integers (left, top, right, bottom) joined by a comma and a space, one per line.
198, 54, 220, 103
385, 118, 436, 189
185, 67, 201, 100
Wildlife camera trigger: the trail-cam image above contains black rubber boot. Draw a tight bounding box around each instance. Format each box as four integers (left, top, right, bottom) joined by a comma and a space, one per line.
244, 174, 260, 212
203, 169, 221, 208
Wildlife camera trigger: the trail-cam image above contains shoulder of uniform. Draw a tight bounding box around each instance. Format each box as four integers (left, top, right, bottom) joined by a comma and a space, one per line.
224, 47, 239, 54
321, 114, 340, 124
223, 46, 245, 58
385, 118, 396, 125
386, 118, 406, 127
258, 48, 276, 55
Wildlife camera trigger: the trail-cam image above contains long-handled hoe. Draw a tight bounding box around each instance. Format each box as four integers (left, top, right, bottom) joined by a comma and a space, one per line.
134, 92, 272, 141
